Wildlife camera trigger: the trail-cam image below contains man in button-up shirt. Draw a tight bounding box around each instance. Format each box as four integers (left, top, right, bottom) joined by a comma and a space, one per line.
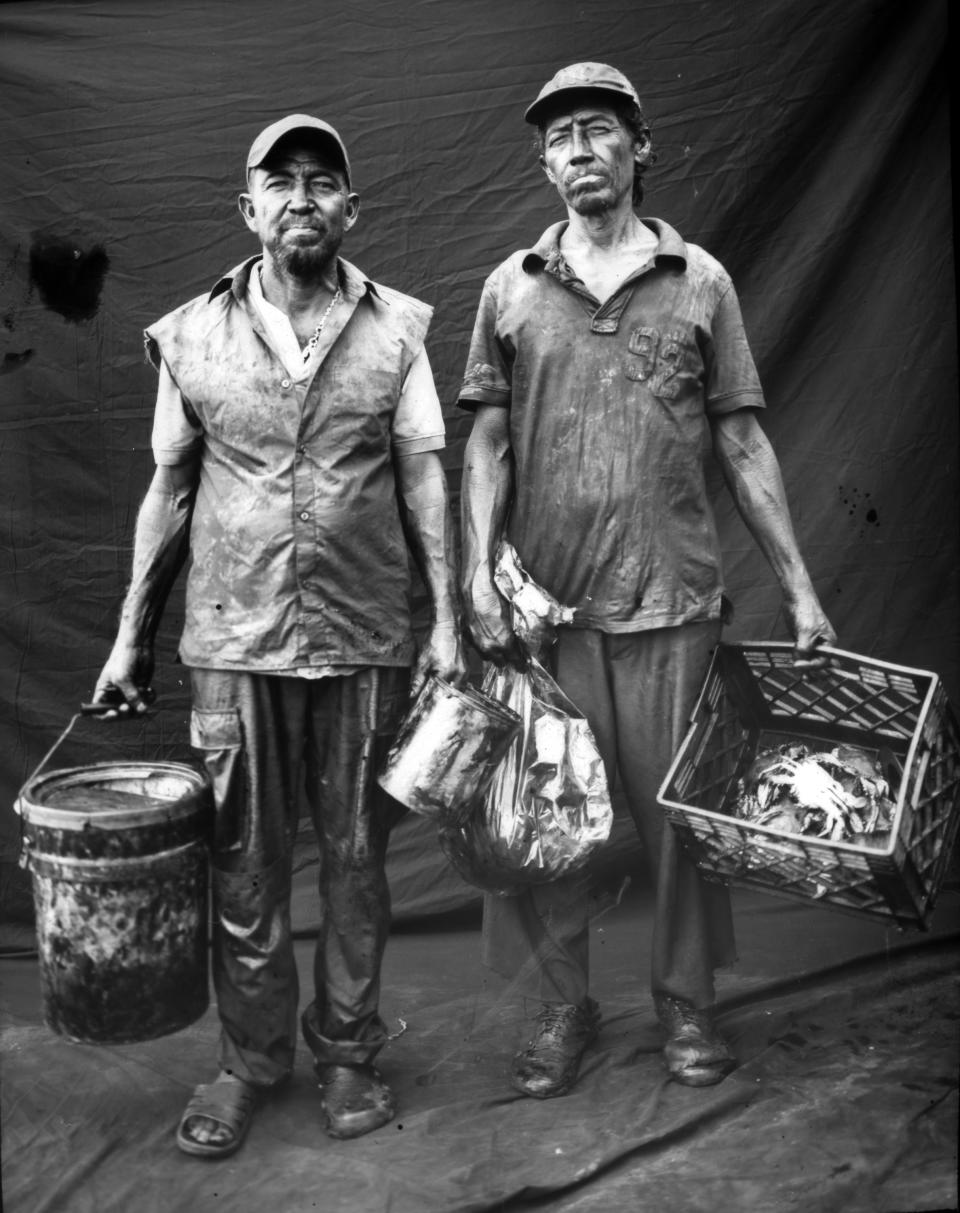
459, 65, 836, 1099
91, 114, 465, 1155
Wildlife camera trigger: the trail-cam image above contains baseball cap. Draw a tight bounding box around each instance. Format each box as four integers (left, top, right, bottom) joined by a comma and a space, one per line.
524, 62, 641, 125
245, 114, 351, 186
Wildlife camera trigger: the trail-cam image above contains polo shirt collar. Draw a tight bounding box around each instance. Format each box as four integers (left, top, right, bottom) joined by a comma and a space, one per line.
208, 254, 383, 304
521, 217, 689, 273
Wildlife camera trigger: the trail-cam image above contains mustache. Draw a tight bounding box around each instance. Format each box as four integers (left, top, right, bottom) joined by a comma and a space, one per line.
565, 169, 608, 188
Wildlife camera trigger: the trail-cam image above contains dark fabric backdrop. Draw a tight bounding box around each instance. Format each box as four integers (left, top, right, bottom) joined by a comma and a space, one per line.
1, 0, 955, 926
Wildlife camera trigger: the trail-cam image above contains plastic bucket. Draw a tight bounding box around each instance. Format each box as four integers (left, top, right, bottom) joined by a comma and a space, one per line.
377, 676, 522, 821
17, 760, 212, 1045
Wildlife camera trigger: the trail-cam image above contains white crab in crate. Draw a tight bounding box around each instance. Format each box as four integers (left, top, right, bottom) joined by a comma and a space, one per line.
736, 743, 895, 843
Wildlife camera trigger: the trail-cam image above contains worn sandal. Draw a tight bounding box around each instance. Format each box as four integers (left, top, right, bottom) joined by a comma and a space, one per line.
176, 1079, 257, 1158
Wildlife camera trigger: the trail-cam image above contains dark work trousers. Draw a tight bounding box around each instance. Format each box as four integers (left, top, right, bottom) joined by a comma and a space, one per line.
481, 621, 736, 1011
189, 666, 409, 1088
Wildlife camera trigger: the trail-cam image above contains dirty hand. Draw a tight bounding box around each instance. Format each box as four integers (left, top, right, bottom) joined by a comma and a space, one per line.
90, 639, 156, 718
464, 584, 525, 667
785, 595, 838, 671
410, 621, 468, 698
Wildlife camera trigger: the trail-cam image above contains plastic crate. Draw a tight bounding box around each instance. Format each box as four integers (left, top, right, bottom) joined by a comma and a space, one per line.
658, 642, 960, 929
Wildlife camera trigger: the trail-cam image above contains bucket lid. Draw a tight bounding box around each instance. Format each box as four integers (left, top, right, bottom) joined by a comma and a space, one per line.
18, 761, 208, 830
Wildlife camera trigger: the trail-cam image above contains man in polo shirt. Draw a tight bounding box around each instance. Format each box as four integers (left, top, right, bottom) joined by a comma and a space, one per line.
91, 114, 465, 1154
459, 64, 836, 1098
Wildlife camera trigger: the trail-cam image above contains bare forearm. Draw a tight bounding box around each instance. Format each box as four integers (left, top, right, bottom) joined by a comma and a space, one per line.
714, 417, 815, 601
458, 405, 523, 663
115, 466, 195, 646
461, 411, 514, 599
92, 462, 196, 713
396, 451, 460, 624
713, 410, 836, 654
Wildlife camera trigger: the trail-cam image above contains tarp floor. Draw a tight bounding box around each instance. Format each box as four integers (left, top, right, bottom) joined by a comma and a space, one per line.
2, 882, 958, 1213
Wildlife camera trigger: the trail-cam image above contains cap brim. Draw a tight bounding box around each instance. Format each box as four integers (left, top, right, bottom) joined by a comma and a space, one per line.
524, 84, 635, 125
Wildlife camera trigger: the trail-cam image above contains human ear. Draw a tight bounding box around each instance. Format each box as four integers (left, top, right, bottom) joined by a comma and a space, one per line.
342, 192, 361, 232
634, 132, 653, 169
238, 193, 258, 234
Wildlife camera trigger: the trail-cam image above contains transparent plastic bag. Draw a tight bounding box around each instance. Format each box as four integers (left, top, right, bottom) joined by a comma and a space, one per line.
439, 657, 613, 895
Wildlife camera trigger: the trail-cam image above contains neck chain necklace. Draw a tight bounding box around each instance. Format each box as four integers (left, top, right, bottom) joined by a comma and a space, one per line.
302, 286, 342, 361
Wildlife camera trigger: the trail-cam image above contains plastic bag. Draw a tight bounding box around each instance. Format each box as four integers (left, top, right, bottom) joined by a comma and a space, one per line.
439, 657, 613, 896
493, 541, 575, 657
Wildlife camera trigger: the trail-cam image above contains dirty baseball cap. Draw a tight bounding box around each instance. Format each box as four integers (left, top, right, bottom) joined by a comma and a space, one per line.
524, 62, 641, 125
245, 114, 351, 186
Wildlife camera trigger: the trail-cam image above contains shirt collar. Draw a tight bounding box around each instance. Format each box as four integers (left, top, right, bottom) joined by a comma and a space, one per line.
208, 254, 382, 304
520, 218, 688, 273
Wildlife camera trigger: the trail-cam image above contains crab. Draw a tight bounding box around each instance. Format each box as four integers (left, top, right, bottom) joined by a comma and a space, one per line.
735, 743, 896, 842
753, 755, 852, 839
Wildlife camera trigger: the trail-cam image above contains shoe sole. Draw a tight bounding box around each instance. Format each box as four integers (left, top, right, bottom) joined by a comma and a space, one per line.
668, 1061, 735, 1087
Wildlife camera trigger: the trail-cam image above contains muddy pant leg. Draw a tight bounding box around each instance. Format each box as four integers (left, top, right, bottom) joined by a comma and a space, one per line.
300, 667, 408, 1068
189, 668, 307, 1087
480, 631, 619, 1006
606, 623, 736, 1008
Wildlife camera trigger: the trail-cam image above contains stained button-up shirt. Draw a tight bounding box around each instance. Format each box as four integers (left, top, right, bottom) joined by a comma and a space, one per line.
146, 255, 443, 671
458, 219, 765, 633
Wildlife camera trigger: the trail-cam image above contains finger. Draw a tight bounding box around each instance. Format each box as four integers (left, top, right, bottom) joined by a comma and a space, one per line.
793, 655, 830, 672
793, 637, 833, 671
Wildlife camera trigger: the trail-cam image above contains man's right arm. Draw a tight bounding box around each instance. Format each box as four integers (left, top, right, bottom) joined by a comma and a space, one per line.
460, 403, 522, 664
92, 457, 199, 715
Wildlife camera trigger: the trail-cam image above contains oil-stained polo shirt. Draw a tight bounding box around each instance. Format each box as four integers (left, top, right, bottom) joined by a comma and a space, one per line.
458, 219, 765, 633
145, 255, 441, 671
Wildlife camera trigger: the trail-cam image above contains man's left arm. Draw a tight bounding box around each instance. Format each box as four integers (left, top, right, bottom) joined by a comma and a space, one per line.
711, 408, 837, 666
396, 449, 467, 695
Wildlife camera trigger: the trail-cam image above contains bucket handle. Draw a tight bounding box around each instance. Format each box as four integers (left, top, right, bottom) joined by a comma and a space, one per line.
16, 713, 85, 867
17, 713, 84, 811
16, 692, 162, 867
17, 688, 158, 814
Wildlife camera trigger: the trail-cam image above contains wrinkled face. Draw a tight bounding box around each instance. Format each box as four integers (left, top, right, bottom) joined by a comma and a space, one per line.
540, 103, 638, 215
239, 138, 359, 280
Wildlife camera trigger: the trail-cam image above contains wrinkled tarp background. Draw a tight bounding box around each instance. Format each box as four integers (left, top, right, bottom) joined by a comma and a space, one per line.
0, 0, 956, 932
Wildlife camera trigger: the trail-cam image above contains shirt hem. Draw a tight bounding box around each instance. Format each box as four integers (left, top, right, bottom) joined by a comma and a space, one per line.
706, 389, 766, 416
457, 387, 510, 410
153, 445, 202, 466
181, 653, 415, 672
393, 432, 446, 454
568, 603, 723, 633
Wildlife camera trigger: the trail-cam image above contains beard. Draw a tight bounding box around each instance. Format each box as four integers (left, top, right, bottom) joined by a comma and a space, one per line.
270, 227, 340, 282
566, 189, 613, 216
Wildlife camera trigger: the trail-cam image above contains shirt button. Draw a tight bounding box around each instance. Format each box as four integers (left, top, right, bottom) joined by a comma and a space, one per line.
299, 511, 310, 521
281, 378, 292, 389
